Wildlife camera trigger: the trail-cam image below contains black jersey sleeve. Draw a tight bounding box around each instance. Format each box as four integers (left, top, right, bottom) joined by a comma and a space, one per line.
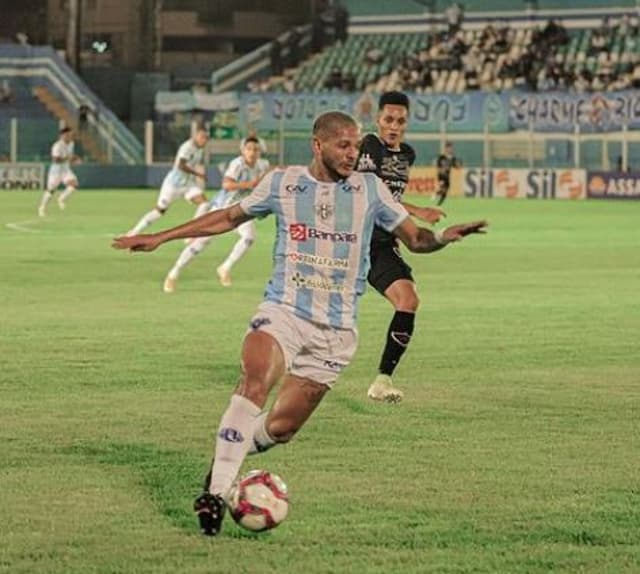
400, 142, 416, 166
356, 133, 383, 173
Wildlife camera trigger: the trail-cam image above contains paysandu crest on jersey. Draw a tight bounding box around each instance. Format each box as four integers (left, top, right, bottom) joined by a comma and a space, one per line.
315, 203, 334, 220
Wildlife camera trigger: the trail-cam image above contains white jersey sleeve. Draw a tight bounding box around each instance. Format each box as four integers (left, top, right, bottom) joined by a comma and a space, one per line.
224, 157, 244, 181
372, 176, 409, 232
239, 169, 280, 218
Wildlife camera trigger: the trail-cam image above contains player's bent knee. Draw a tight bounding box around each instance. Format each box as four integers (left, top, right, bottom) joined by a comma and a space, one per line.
394, 293, 420, 313
266, 419, 300, 444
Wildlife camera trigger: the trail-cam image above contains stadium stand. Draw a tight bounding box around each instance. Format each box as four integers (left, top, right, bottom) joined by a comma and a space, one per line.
0, 45, 143, 164
257, 13, 640, 95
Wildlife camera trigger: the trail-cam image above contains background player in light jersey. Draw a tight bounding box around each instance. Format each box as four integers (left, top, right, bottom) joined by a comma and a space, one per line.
38, 127, 80, 217
162, 137, 270, 293
113, 111, 487, 537
125, 127, 209, 236
357, 91, 444, 403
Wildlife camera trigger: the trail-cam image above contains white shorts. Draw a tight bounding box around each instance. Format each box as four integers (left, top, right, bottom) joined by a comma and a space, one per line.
157, 178, 204, 210
236, 219, 256, 241
47, 168, 77, 190
246, 301, 358, 387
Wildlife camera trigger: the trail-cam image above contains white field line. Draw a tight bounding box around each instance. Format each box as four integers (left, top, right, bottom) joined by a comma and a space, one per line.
5, 218, 116, 238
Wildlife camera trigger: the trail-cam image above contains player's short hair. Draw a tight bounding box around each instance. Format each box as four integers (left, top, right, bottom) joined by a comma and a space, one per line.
312, 111, 358, 140
59, 126, 72, 134
378, 91, 410, 111
194, 125, 207, 134
243, 136, 260, 145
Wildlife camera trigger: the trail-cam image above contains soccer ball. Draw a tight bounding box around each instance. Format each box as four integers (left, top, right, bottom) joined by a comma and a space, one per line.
227, 470, 289, 532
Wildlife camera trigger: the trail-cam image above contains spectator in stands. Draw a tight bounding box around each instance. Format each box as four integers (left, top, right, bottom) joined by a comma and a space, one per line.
0, 80, 13, 104
270, 40, 283, 76
445, 3, 464, 35
573, 70, 591, 93
287, 28, 302, 69
334, 2, 349, 43
365, 45, 385, 65
78, 102, 91, 132
324, 67, 343, 90
311, 18, 326, 53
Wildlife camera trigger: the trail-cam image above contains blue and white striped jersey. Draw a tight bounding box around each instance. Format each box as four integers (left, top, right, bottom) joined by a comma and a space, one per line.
239, 166, 408, 329
211, 156, 270, 209
166, 139, 204, 187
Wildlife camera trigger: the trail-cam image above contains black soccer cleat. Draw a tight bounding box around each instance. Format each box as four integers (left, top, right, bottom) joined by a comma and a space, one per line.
194, 492, 226, 536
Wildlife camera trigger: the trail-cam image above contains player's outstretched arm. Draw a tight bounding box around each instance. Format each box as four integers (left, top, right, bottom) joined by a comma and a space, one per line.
394, 217, 488, 254
112, 204, 252, 252
402, 202, 446, 224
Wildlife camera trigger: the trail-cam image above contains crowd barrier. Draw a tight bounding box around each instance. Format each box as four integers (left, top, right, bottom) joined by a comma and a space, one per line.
1, 163, 638, 199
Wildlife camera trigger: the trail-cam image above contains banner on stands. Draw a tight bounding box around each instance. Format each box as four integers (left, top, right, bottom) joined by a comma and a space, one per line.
586, 171, 640, 199
407, 167, 463, 197
509, 91, 640, 133
239, 92, 510, 133
155, 91, 239, 113
463, 168, 586, 199
0, 163, 44, 190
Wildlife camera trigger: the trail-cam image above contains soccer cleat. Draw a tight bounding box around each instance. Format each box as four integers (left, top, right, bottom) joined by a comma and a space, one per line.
367, 374, 404, 403
163, 276, 177, 293
216, 265, 232, 287
194, 492, 226, 536
57, 197, 66, 210
38, 206, 46, 217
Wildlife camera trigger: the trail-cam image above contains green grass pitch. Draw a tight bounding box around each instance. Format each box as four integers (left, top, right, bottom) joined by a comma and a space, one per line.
1, 191, 639, 574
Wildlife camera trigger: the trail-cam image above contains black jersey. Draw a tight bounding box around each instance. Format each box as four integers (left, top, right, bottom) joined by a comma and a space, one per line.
436, 153, 460, 180
356, 133, 416, 247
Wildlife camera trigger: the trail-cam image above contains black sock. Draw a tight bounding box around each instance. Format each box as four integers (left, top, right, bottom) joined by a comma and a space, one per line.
378, 311, 415, 376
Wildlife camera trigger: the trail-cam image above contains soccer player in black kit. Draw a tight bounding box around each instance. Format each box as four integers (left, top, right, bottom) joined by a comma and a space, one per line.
357, 91, 445, 402
436, 142, 461, 205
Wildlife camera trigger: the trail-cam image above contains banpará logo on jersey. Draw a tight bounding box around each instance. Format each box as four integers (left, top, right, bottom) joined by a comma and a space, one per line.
286, 251, 349, 269
285, 183, 309, 194
289, 223, 357, 243
291, 272, 345, 292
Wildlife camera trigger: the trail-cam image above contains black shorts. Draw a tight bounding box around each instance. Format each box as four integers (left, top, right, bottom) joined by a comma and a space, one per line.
438, 175, 450, 191
367, 242, 414, 295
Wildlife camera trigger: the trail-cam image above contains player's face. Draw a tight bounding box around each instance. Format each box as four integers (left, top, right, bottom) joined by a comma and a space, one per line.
62, 131, 73, 143
242, 141, 261, 166
194, 131, 208, 148
377, 104, 408, 148
315, 124, 360, 179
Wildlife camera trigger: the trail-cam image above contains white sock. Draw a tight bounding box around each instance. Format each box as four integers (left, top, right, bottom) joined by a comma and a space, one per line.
59, 186, 75, 202
193, 202, 209, 218
39, 190, 53, 211
128, 208, 163, 236
208, 394, 261, 496
247, 412, 277, 455
167, 237, 212, 280
220, 238, 253, 272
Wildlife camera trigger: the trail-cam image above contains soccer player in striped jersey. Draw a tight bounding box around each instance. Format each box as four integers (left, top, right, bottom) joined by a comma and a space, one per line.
125, 127, 209, 236
162, 137, 270, 293
38, 127, 80, 217
113, 111, 487, 536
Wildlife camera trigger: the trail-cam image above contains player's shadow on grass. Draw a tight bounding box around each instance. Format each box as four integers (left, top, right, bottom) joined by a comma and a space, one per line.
64, 441, 260, 538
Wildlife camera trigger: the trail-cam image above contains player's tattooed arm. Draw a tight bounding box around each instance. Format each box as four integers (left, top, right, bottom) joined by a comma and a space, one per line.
112, 204, 252, 252
401, 202, 445, 224
394, 218, 488, 254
